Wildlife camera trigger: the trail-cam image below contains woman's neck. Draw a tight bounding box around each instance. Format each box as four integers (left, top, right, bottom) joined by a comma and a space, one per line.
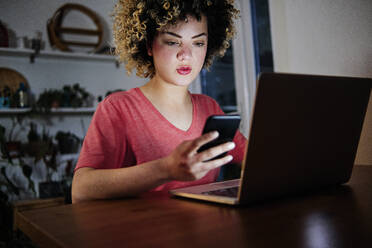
140, 78, 191, 106
139, 78, 194, 131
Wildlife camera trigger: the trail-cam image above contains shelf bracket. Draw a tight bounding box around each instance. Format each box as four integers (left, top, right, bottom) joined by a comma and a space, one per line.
30, 49, 40, 63
29, 39, 41, 63
30, 52, 37, 63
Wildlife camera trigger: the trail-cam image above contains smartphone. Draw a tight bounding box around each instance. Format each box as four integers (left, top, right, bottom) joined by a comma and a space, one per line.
197, 115, 241, 159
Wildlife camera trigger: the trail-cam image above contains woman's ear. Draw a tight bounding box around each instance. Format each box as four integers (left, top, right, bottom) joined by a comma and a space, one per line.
147, 42, 153, 56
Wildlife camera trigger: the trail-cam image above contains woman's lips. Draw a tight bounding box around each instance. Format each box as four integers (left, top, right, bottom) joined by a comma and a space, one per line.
177, 67, 192, 75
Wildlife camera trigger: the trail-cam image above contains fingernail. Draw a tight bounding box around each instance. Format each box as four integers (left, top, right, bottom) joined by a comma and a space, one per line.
227, 155, 233, 161
212, 131, 219, 138
228, 142, 235, 149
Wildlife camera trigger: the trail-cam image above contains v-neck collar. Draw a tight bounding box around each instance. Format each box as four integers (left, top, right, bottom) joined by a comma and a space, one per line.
135, 87, 197, 134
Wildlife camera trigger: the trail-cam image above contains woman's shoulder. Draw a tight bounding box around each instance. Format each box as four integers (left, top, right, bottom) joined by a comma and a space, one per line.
101, 88, 144, 107
191, 93, 224, 115
96, 88, 144, 114
191, 93, 220, 106
191, 92, 216, 101
104, 88, 139, 102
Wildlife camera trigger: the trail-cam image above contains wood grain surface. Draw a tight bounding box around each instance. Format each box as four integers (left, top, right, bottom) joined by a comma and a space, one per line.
16, 165, 372, 248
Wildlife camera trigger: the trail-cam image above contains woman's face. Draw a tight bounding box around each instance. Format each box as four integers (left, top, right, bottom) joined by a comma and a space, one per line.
149, 15, 208, 87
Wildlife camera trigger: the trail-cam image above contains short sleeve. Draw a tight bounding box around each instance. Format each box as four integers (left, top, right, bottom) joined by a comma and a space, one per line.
75, 98, 131, 171
230, 131, 247, 164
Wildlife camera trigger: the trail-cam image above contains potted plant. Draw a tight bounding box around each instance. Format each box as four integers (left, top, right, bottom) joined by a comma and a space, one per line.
62, 83, 91, 107
1, 117, 26, 162
0, 123, 36, 198
24, 123, 63, 199
33, 83, 93, 114
55, 131, 81, 154
61, 159, 74, 204
33, 89, 63, 113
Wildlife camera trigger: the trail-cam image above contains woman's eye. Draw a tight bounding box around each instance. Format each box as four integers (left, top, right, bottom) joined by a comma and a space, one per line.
165, 41, 179, 46
194, 42, 205, 47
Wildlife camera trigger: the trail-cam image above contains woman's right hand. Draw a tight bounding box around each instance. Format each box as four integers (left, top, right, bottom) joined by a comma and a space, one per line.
162, 131, 235, 181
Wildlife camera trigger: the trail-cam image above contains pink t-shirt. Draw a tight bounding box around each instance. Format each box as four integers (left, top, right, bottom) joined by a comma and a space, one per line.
75, 88, 246, 191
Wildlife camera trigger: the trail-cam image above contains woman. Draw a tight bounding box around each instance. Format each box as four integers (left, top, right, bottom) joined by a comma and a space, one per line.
71, 0, 246, 203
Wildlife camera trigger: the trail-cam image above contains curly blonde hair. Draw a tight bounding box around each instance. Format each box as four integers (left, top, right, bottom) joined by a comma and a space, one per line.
113, 0, 239, 78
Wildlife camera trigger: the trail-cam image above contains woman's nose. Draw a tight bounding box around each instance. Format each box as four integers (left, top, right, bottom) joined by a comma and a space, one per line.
177, 46, 192, 61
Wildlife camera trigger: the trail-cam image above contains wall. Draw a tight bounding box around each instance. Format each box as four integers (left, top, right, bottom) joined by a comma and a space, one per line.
0, 0, 202, 199
0, 0, 147, 97
0, 0, 147, 139
0, 0, 201, 134
269, 0, 372, 165
0, 0, 146, 199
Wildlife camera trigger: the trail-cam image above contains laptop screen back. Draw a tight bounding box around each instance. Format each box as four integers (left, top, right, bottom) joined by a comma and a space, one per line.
239, 73, 371, 204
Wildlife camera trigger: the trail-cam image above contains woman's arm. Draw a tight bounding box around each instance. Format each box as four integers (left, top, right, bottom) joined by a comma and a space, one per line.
71, 159, 168, 203
71, 131, 235, 203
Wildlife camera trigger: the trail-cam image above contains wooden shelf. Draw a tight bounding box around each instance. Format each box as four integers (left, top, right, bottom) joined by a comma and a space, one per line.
0, 107, 95, 115
0, 47, 117, 63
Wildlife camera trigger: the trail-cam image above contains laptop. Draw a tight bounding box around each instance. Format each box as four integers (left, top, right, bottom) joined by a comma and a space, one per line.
170, 72, 371, 205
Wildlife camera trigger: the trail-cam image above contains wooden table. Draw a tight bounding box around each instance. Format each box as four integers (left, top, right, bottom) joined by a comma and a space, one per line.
15, 165, 372, 248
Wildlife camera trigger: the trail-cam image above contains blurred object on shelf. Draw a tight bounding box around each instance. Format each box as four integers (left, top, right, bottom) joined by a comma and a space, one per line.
47, 3, 103, 53
30, 31, 44, 63
0, 20, 9, 47
15, 82, 30, 108
0, 68, 30, 108
0, 86, 11, 108
61, 84, 92, 107
35, 83, 93, 112
16, 36, 28, 49
0, 20, 17, 48
31, 31, 43, 52
0, 68, 29, 93
55, 131, 81, 154
95, 45, 115, 55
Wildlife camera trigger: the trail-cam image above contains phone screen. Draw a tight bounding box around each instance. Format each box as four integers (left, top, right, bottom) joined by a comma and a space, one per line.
197, 115, 241, 159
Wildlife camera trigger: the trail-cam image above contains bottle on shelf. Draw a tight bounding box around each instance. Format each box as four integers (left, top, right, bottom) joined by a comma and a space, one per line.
16, 82, 29, 108
1, 86, 11, 108
0, 88, 3, 108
